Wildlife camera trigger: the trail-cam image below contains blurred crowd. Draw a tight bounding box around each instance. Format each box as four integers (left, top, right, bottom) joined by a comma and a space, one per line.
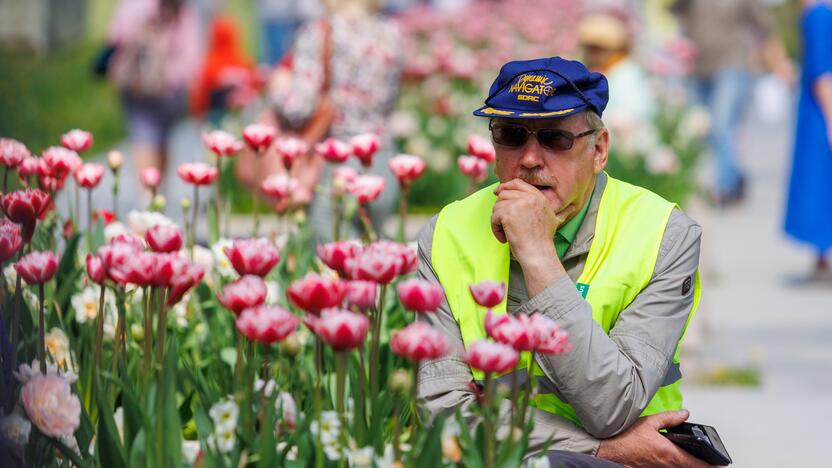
95, 0, 832, 279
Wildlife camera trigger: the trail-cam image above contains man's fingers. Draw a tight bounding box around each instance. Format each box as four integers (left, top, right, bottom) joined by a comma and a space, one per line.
495, 178, 540, 195
490, 208, 507, 243
646, 409, 690, 430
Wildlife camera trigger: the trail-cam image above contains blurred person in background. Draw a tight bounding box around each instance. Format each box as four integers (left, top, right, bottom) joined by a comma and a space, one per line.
190, 14, 258, 126
784, 0, 832, 282
672, 0, 794, 207
268, 0, 405, 243
256, 0, 323, 66
107, 0, 201, 194
578, 10, 656, 129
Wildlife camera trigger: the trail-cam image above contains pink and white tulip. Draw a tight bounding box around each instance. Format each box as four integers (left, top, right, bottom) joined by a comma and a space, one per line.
140, 167, 162, 189
315, 138, 352, 164
312, 308, 370, 351
390, 321, 448, 361
531, 314, 571, 355
467, 134, 496, 162
236, 305, 298, 345
274, 137, 309, 168
42, 146, 81, 180
177, 162, 219, 186
242, 124, 276, 151
223, 237, 280, 277
316, 241, 362, 273
145, 225, 184, 253
344, 280, 377, 311
202, 130, 244, 157
350, 133, 380, 167
0, 138, 30, 168
287, 274, 346, 314
74, 163, 105, 188
388, 154, 427, 187
260, 174, 299, 200
14, 251, 58, 285
469, 281, 506, 308
396, 278, 444, 312
20, 373, 81, 438
60, 129, 93, 153
465, 340, 518, 374
349, 174, 385, 205
218, 275, 268, 315
344, 250, 400, 284
458, 155, 488, 182
0, 219, 23, 264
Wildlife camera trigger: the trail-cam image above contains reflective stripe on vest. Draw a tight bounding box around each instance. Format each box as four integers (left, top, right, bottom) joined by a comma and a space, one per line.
432, 174, 701, 427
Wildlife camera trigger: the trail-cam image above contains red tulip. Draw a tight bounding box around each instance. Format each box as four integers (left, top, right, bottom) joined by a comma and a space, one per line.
316, 241, 362, 273
60, 129, 93, 153
260, 174, 299, 200
74, 163, 105, 189
458, 155, 488, 182
469, 281, 505, 308
218, 275, 267, 315
274, 137, 309, 168
91, 210, 116, 225
108, 252, 155, 287
0, 138, 30, 168
140, 167, 162, 189
202, 130, 244, 157
465, 340, 518, 374
344, 280, 377, 311
145, 225, 184, 253
344, 250, 400, 284
177, 162, 219, 186
236, 305, 298, 345
391, 321, 448, 361
150, 253, 184, 288
396, 278, 444, 312
86, 254, 105, 284
14, 251, 58, 285
42, 146, 81, 180
223, 237, 280, 277
483, 308, 511, 338
1, 189, 51, 243
17, 157, 39, 179
467, 135, 496, 162
107, 233, 145, 251
388, 154, 427, 187
167, 262, 204, 306
315, 138, 352, 164
348, 174, 385, 204
488, 313, 536, 351
350, 133, 380, 167
98, 241, 142, 283
530, 313, 571, 355
313, 308, 369, 351
287, 274, 346, 314
0, 219, 23, 263
242, 124, 276, 151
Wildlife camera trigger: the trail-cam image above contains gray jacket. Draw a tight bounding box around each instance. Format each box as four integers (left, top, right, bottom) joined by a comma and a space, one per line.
415, 172, 702, 455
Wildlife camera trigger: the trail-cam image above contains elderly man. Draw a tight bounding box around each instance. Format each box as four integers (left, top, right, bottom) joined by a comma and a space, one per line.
417, 57, 712, 467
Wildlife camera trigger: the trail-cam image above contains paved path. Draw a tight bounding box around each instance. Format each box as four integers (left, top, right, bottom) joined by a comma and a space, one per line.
679, 108, 832, 467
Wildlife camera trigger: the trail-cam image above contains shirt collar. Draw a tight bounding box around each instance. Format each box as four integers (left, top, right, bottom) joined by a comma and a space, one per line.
557, 184, 593, 245
563, 172, 607, 260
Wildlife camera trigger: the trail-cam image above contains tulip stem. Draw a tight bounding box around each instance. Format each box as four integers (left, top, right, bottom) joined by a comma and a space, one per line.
156, 291, 167, 378
467, 178, 476, 196
392, 392, 402, 462
191, 185, 199, 259
86, 189, 92, 252
510, 367, 519, 428
335, 350, 348, 464
74, 184, 80, 229
2, 166, 8, 193
519, 352, 534, 428
369, 284, 386, 406
214, 155, 222, 241
483, 372, 495, 468
234, 333, 244, 388
143, 287, 152, 377
94, 283, 105, 372
11, 252, 22, 367
398, 186, 409, 243
412, 359, 421, 429
112, 170, 119, 218
313, 337, 324, 468
253, 150, 261, 237
357, 205, 376, 243
38, 283, 45, 374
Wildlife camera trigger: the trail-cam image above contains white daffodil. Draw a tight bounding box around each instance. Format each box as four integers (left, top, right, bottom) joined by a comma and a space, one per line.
182, 440, 201, 464
211, 239, 236, 279
254, 379, 277, 398
347, 446, 375, 468
45, 327, 73, 372
215, 428, 236, 453
72, 285, 115, 325
209, 399, 239, 433
526, 454, 551, 468
0, 413, 31, 446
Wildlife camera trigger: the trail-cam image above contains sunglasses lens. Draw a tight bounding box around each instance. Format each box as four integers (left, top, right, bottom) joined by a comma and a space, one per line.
492, 125, 528, 147
538, 129, 574, 151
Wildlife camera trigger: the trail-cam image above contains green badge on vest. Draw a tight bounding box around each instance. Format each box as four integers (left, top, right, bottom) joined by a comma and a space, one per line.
576, 283, 590, 299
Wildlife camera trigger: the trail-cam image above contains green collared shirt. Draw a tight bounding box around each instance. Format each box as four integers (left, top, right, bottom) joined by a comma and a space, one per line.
555, 189, 592, 259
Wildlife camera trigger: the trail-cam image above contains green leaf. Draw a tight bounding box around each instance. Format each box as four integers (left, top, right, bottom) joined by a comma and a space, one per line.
412, 416, 444, 467
49, 432, 91, 468
455, 411, 484, 468
256, 393, 277, 468
92, 218, 105, 251
95, 381, 126, 468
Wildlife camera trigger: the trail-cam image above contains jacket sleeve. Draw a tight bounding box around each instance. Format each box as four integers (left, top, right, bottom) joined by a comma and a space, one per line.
415, 216, 601, 455
519, 209, 702, 438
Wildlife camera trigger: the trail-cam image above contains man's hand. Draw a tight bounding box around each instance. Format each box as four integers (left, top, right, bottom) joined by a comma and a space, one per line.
596, 410, 721, 468
491, 179, 575, 262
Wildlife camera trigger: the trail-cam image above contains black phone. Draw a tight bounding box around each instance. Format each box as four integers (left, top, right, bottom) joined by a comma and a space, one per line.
662, 422, 732, 466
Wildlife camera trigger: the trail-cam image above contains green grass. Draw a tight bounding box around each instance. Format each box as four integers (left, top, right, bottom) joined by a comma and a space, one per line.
693, 364, 762, 387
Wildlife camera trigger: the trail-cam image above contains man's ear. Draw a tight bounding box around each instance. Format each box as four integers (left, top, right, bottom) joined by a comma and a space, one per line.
593, 128, 609, 174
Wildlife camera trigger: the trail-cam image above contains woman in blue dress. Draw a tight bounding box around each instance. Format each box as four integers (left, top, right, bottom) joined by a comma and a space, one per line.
785, 0, 832, 280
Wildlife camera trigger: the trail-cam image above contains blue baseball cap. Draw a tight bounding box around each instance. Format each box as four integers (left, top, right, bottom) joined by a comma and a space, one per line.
473, 56, 609, 119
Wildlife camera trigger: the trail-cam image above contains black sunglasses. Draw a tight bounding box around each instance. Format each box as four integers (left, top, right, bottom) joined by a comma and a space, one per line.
489, 122, 598, 151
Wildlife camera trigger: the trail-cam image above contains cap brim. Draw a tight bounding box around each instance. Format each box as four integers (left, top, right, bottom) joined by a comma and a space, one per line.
472, 104, 587, 119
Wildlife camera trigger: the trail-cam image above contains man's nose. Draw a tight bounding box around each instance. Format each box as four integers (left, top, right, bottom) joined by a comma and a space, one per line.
519, 135, 545, 169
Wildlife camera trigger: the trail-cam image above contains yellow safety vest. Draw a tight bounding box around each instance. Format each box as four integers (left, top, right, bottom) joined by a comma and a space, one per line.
432, 174, 701, 426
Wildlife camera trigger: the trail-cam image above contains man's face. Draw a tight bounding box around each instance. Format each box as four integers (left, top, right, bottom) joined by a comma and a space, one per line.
492, 113, 609, 215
